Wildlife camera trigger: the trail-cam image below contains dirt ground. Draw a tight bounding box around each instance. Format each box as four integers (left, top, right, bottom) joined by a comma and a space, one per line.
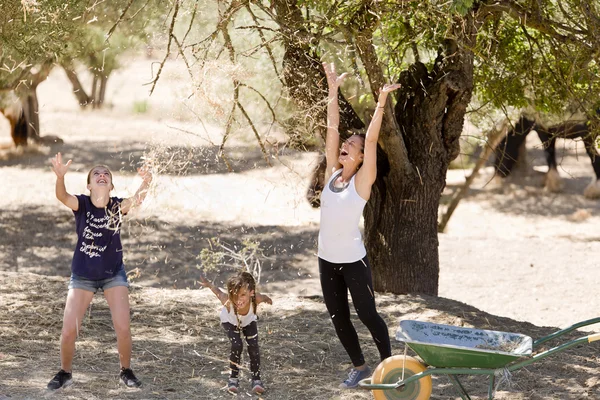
1, 57, 600, 400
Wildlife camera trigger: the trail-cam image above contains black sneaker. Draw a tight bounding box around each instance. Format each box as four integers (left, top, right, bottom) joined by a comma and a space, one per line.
47, 369, 73, 390
119, 368, 142, 388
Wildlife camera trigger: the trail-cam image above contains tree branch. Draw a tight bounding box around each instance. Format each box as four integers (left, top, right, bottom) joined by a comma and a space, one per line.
220, 91, 237, 172
182, 0, 199, 45
217, 0, 273, 168
148, 0, 180, 96
105, 0, 136, 42
237, 101, 271, 166
351, 6, 411, 174
244, 3, 283, 84
480, 0, 590, 46
239, 83, 279, 128
171, 34, 194, 81
438, 118, 509, 232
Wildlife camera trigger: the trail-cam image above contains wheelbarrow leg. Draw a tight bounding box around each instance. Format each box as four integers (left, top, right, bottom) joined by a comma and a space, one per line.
488, 374, 496, 400
448, 375, 472, 400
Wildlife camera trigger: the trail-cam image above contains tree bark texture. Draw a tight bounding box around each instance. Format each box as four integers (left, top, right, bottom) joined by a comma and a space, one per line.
3, 61, 54, 146
0, 104, 28, 147
272, 0, 363, 208
98, 75, 108, 108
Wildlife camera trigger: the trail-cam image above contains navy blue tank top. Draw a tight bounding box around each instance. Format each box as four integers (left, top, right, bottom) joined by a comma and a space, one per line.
71, 195, 124, 280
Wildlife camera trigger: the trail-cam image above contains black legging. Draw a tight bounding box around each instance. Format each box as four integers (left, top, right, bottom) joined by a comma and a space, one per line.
319, 256, 391, 367
222, 321, 261, 380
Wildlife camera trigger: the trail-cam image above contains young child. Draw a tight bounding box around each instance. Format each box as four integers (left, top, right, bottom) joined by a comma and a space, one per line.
47, 152, 152, 390
199, 271, 272, 395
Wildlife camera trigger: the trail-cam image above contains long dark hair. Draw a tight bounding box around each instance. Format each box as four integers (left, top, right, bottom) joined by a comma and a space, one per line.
350, 133, 366, 169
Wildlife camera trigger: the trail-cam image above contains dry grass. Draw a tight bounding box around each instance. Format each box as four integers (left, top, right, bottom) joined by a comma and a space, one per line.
2, 271, 600, 400
3, 55, 600, 400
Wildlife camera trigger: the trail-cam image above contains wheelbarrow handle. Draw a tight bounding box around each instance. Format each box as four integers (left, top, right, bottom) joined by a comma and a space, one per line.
509, 333, 600, 373
533, 317, 600, 348
588, 333, 600, 343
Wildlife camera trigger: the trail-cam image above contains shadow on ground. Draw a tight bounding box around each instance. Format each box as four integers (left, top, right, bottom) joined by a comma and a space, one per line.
1, 271, 599, 400
0, 140, 294, 176
0, 206, 318, 290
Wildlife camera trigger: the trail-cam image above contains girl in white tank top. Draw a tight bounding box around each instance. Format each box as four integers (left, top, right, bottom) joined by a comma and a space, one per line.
319, 62, 401, 389
318, 168, 367, 263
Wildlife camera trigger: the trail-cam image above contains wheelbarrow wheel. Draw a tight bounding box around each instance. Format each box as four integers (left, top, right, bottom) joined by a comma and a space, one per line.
371, 355, 432, 400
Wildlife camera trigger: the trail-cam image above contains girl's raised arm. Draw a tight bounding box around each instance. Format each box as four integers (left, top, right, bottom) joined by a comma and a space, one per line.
355, 84, 401, 199
323, 62, 348, 182
50, 152, 78, 211
121, 165, 153, 214
255, 292, 272, 306
199, 275, 229, 305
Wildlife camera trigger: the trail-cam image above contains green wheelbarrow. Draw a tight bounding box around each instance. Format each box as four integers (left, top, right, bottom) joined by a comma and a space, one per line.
359, 317, 600, 400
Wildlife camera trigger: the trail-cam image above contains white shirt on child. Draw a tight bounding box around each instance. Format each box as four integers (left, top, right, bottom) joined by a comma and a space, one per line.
219, 302, 257, 327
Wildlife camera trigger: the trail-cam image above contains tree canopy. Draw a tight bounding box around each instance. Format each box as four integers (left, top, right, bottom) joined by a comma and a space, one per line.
148, 0, 598, 294
2, 0, 598, 294
0, 1, 86, 92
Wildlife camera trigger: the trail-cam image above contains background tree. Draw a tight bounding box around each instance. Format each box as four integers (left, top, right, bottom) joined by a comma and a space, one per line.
60, 1, 164, 109
0, 1, 88, 145
0, 1, 164, 147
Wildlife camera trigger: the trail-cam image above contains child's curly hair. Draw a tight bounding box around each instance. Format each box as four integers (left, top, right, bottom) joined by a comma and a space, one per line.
226, 271, 257, 316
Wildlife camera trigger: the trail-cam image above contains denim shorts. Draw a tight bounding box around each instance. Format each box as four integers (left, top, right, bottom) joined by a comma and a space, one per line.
68, 267, 129, 293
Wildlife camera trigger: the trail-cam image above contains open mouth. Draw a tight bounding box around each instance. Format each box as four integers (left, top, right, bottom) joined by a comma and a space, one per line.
340, 150, 348, 156
98, 178, 108, 184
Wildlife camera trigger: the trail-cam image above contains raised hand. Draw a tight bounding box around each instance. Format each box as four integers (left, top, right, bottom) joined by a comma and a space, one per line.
198, 275, 211, 288
323, 62, 348, 89
377, 83, 402, 108
256, 292, 272, 305
380, 83, 402, 95
50, 152, 72, 178
262, 294, 273, 305
137, 164, 153, 184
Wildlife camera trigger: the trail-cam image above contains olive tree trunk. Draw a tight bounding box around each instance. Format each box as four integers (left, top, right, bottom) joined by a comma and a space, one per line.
62, 62, 111, 109
273, 0, 477, 295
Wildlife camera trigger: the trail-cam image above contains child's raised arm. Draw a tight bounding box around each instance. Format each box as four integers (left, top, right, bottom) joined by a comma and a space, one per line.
50, 152, 78, 211
199, 275, 229, 305
121, 165, 153, 214
255, 292, 272, 306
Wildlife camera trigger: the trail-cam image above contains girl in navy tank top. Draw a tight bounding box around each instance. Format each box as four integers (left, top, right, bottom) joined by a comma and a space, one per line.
47, 153, 152, 390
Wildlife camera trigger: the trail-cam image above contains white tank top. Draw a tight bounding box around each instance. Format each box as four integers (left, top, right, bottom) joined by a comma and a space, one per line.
219, 302, 257, 327
318, 169, 367, 263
